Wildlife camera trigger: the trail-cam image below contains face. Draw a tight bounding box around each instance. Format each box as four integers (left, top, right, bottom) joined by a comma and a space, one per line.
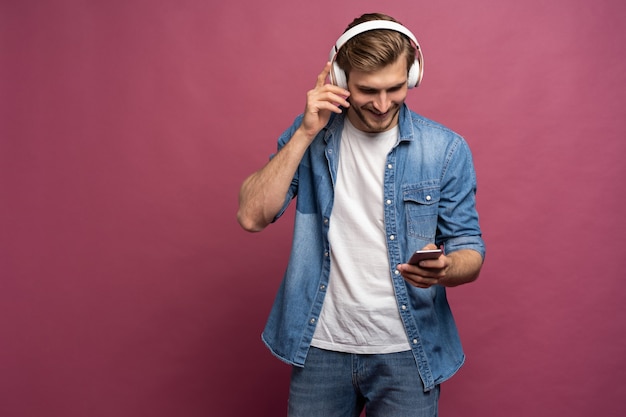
345, 57, 409, 133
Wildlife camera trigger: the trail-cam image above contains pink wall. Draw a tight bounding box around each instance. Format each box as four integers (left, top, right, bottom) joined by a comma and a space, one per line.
1, 1, 625, 416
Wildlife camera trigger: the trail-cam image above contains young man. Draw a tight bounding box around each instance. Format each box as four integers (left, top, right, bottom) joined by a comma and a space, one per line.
237, 13, 485, 417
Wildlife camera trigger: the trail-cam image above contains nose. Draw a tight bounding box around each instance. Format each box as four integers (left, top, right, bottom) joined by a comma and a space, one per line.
372, 92, 391, 113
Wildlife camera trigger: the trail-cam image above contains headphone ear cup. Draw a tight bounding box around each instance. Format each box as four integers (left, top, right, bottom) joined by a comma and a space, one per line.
407, 60, 420, 88
331, 62, 348, 89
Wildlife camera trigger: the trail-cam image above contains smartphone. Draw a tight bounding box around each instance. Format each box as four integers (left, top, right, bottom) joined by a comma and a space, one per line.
408, 249, 443, 265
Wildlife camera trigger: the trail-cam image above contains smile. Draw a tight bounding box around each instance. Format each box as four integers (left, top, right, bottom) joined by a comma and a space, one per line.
368, 109, 390, 118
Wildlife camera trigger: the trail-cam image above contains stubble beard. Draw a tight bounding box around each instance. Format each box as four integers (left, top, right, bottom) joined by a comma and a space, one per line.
350, 103, 401, 133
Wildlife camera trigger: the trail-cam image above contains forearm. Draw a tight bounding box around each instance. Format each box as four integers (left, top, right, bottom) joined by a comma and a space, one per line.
238, 62, 350, 232
237, 128, 313, 232
438, 249, 484, 287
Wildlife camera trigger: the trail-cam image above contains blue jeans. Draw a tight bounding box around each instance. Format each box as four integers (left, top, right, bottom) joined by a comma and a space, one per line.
288, 347, 440, 417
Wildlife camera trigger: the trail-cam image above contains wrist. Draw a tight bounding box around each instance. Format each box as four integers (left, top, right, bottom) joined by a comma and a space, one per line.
295, 125, 319, 143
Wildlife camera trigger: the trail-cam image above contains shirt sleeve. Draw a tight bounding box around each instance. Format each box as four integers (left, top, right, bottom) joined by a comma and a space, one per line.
436, 136, 486, 258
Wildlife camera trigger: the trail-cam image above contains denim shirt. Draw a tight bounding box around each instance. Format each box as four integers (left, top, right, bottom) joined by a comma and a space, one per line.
261, 104, 485, 391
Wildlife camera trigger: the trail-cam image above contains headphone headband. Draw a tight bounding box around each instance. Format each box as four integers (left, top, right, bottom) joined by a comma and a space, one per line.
332, 20, 419, 56
328, 20, 424, 89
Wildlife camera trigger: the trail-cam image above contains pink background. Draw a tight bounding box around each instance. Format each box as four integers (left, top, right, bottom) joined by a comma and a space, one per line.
2, 0, 625, 416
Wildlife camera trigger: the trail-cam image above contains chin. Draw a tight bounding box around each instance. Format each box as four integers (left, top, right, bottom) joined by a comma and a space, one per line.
364, 105, 401, 131
351, 107, 399, 133
364, 114, 398, 132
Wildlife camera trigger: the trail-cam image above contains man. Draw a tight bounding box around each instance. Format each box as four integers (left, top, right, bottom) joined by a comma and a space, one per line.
237, 12, 485, 417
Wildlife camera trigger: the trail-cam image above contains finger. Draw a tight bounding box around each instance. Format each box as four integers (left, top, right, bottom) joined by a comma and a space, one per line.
320, 90, 350, 109
405, 276, 435, 289
315, 62, 334, 88
306, 89, 349, 112
310, 86, 350, 103
398, 264, 440, 285
310, 99, 344, 115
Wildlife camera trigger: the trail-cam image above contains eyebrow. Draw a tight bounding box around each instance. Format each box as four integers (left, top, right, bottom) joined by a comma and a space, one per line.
355, 81, 407, 93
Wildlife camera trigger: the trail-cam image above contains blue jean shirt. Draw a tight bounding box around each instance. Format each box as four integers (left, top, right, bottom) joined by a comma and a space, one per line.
262, 104, 485, 391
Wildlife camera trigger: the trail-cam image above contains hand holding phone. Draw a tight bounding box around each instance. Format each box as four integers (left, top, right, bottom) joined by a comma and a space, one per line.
407, 249, 443, 265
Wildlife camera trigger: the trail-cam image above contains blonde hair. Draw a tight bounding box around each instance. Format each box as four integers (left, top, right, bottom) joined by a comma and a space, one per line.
336, 13, 416, 77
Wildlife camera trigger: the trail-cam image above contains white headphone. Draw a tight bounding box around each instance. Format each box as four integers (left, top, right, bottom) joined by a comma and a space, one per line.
328, 20, 424, 90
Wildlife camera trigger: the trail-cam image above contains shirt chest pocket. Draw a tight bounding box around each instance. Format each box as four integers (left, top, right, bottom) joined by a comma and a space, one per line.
403, 186, 440, 240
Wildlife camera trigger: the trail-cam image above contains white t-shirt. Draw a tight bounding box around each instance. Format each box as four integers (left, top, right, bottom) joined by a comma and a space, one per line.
311, 118, 411, 354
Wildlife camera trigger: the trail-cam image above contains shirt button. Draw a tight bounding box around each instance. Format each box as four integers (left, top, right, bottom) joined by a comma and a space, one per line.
324, 251, 329, 257
426, 195, 432, 201
401, 305, 407, 310
413, 339, 418, 344
320, 284, 326, 290
389, 235, 395, 240
310, 318, 316, 324
324, 218, 329, 225
386, 199, 392, 205
387, 164, 393, 169
394, 269, 400, 275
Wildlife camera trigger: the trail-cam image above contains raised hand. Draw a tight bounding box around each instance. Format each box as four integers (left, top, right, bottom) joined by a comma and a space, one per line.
299, 62, 351, 139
